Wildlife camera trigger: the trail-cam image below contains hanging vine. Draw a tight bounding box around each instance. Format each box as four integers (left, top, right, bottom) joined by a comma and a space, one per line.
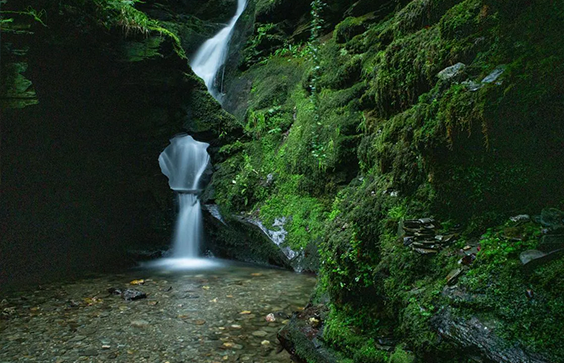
308, 0, 327, 169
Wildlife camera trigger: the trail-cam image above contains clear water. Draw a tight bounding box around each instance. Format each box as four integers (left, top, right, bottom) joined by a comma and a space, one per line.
0, 262, 316, 362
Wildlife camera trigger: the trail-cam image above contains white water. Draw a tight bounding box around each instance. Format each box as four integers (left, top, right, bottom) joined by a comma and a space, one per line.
158, 134, 210, 192
190, 0, 247, 100
172, 193, 202, 257
155, 135, 211, 269
150, 1, 248, 270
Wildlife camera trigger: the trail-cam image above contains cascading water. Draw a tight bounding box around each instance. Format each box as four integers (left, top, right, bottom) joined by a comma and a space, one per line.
148, 135, 218, 269
158, 134, 210, 193
148, 2, 248, 270
190, 0, 247, 100
158, 135, 209, 258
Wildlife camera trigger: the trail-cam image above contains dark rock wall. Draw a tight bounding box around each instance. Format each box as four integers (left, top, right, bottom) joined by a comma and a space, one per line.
0, 0, 238, 286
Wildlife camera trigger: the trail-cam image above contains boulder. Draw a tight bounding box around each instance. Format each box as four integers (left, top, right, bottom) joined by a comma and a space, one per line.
278, 305, 343, 363
432, 308, 550, 363
437, 63, 466, 81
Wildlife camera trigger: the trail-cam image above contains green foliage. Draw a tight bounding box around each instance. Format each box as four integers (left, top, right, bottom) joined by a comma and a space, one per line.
63, 0, 186, 58
389, 347, 415, 363
0, 6, 47, 28
213, 0, 564, 361
457, 221, 564, 359
334, 16, 366, 44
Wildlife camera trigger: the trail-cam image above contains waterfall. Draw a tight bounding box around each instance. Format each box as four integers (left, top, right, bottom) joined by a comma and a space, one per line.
148, 2, 247, 270
158, 134, 210, 193
171, 193, 202, 257
157, 135, 209, 262
190, 0, 247, 100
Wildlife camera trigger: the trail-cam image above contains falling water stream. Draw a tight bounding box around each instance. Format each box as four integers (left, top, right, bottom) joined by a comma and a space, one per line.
191, 0, 247, 101
149, 0, 248, 270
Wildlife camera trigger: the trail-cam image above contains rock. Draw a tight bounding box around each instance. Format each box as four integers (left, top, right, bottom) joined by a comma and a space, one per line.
418, 217, 435, 225
540, 208, 564, 230
108, 288, 147, 301
437, 63, 466, 81
463, 80, 483, 92
204, 204, 226, 225
194, 319, 206, 325
265, 313, 276, 322
122, 289, 147, 301
278, 304, 342, 363
432, 308, 549, 363
80, 349, 99, 357
521, 249, 564, 271
446, 268, 463, 286
539, 234, 564, 252
130, 319, 150, 328
202, 210, 296, 270
481, 65, 506, 84
252, 330, 268, 337
520, 250, 547, 265
412, 247, 438, 255
509, 214, 530, 223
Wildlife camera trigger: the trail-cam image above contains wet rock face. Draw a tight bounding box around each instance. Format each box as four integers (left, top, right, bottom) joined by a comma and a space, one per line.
202, 208, 294, 270
202, 206, 320, 272
401, 218, 459, 254
432, 308, 550, 363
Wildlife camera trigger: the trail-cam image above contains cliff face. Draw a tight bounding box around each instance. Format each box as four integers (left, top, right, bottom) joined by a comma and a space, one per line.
2, 0, 564, 361
0, 0, 238, 285
212, 0, 564, 361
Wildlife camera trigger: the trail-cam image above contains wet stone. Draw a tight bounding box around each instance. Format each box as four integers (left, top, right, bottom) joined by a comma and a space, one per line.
0, 263, 315, 363
520, 250, 546, 265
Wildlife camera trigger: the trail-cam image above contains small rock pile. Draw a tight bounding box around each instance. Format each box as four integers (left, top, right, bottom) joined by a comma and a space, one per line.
401, 218, 458, 255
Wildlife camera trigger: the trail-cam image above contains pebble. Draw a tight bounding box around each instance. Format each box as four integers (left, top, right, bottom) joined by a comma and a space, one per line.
131, 319, 150, 328
0, 265, 315, 363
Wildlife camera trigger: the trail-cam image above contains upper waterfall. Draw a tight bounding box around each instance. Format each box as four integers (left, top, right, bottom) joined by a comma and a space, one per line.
190, 0, 247, 101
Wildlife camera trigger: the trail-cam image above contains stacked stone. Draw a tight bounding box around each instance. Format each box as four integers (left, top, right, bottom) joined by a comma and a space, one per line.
402, 218, 457, 254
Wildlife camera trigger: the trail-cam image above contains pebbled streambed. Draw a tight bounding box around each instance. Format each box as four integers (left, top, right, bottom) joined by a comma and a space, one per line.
0, 262, 315, 363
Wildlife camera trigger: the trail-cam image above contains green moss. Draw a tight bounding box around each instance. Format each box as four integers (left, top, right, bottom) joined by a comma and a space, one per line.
389, 347, 415, 363
456, 221, 564, 359
213, 0, 564, 361
334, 16, 367, 44
120, 36, 164, 61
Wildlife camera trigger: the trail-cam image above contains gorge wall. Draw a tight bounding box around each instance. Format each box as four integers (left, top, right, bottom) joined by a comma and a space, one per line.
2, 0, 564, 362
211, 0, 564, 362
0, 0, 239, 285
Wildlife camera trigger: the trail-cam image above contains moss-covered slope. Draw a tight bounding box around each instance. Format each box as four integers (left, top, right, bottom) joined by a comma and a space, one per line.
213, 0, 564, 361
